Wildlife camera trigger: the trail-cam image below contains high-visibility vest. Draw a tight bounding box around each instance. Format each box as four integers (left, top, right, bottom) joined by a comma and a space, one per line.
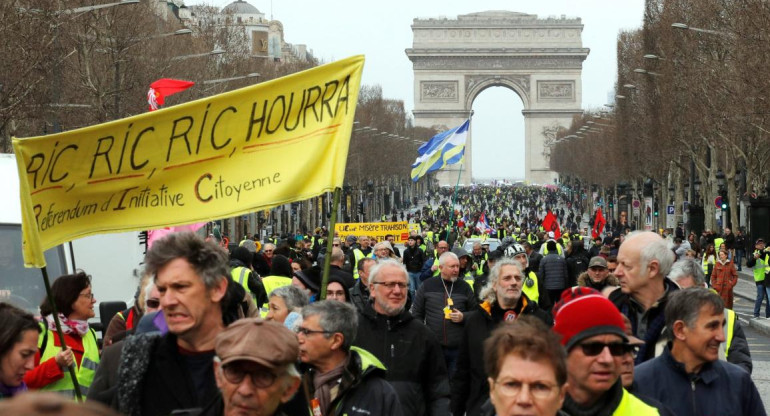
38, 323, 99, 398
751, 250, 770, 282
702, 254, 715, 275
262, 275, 293, 297
426, 231, 434, 244
719, 308, 736, 360
231, 266, 254, 302
353, 249, 373, 280
463, 272, 475, 291
522, 270, 539, 303
528, 233, 538, 245
714, 237, 725, 252
543, 243, 563, 256
432, 258, 441, 277
612, 388, 660, 415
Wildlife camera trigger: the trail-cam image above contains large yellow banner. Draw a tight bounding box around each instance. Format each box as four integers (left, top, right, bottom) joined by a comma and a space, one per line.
335, 222, 410, 244
13, 55, 365, 267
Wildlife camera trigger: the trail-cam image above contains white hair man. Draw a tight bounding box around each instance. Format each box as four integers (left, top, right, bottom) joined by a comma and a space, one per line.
354, 260, 450, 416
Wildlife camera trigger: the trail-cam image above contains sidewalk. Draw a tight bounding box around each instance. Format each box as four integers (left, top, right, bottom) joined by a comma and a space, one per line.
733, 269, 770, 336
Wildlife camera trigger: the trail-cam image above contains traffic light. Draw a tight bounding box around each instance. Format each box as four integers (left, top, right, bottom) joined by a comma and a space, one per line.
358, 202, 364, 215
721, 196, 729, 210
654, 202, 659, 217
609, 201, 614, 208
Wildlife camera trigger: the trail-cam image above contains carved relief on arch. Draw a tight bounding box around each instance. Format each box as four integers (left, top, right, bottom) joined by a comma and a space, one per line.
464, 75, 531, 108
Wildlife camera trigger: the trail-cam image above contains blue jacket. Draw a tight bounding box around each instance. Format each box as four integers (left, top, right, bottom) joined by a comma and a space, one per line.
634, 346, 765, 416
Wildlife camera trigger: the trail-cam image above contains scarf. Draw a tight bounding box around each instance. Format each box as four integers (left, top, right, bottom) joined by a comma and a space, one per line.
312, 356, 348, 416
0, 381, 27, 399
46, 313, 89, 336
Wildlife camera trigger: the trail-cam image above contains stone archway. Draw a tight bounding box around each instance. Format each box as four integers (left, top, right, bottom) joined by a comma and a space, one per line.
406, 11, 589, 185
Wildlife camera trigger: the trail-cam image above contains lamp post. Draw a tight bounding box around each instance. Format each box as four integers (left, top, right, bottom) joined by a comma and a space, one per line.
201, 73, 260, 85
171, 47, 226, 61
671, 22, 734, 38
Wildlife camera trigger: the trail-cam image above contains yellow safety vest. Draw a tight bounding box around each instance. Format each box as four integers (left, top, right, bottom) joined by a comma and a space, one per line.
522, 270, 539, 303
463, 271, 474, 291
38, 323, 99, 398
543, 243, 563, 256
262, 275, 293, 297
353, 249, 374, 279
714, 237, 725, 252
720, 308, 736, 359
231, 266, 255, 303
612, 388, 661, 415
432, 258, 441, 277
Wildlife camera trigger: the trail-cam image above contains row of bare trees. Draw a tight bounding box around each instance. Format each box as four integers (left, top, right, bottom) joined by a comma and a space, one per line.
551, 0, 770, 232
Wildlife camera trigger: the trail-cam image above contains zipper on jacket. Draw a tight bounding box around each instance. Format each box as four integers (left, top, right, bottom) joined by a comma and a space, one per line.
391, 344, 395, 358
691, 380, 697, 415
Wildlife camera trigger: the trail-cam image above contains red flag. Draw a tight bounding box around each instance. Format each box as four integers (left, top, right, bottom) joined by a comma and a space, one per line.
147, 78, 195, 111
592, 208, 606, 239
542, 210, 561, 240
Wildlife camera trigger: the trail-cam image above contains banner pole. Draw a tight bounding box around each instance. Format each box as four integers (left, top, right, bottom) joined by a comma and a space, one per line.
447, 112, 473, 238
319, 187, 341, 300
40, 266, 83, 402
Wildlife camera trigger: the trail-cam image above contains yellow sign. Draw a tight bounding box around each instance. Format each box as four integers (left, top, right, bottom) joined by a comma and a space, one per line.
335, 222, 409, 243
408, 223, 421, 235
13, 56, 365, 267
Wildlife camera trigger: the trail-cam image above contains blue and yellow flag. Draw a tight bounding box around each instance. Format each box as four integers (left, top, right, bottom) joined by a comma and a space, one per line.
410, 119, 469, 182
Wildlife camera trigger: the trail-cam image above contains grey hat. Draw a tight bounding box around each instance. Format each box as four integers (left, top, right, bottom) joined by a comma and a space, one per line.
345, 235, 357, 244
588, 256, 608, 269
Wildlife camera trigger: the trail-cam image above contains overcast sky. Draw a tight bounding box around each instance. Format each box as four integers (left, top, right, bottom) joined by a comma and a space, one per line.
186, 0, 644, 180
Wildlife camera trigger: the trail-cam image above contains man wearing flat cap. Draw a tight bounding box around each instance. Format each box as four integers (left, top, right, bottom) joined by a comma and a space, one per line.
552, 287, 661, 415
203, 318, 301, 416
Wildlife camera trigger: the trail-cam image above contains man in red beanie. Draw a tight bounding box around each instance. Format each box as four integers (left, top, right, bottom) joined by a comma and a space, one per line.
552, 287, 662, 415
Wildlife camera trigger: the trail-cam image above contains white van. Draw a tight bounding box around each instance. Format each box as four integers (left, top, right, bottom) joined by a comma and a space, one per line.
0, 153, 144, 322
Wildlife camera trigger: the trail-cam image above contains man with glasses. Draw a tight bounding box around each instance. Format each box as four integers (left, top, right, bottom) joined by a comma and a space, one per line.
634, 288, 765, 416
355, 260, 450, 416
206, 318, 301, 416
298, 301, 403, 416
552, 287, 660, 415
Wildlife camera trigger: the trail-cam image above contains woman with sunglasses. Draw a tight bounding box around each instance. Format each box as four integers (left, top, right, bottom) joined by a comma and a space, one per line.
24, 271, 100, 399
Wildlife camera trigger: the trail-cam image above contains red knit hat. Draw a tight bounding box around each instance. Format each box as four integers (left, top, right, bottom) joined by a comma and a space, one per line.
552, 287, 628, 351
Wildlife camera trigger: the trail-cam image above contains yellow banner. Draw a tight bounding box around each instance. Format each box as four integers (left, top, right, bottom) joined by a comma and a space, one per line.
13, 56, 365, 267
335, 222, 410, 244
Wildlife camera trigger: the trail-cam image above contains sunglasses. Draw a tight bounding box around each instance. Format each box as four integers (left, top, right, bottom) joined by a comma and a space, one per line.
146, 299, 160, 309
578, 342, 636, 357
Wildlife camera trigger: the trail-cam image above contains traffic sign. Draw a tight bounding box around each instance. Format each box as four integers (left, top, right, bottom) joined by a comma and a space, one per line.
714, 196, 723, 209
667, 205, 675, 215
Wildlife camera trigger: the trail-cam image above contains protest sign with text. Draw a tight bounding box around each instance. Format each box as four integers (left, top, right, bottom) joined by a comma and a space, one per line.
14, 56, 365, 267
335, 222, 410, 244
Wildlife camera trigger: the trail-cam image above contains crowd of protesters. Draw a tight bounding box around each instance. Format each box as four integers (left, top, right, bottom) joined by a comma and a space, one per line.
0, 184, 768, 416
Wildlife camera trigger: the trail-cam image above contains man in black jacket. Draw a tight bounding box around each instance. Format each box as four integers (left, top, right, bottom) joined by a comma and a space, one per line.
113, 232, 229, 416
451, 258, 551, 416
403, 236, 426, 297
354, 260, 450, 416
299, 301, 403, 416
610, 231, 677, 363
411, 252, 478, 377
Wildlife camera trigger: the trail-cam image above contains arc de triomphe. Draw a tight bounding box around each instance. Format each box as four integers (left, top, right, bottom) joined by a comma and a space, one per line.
406, 11, 589, 185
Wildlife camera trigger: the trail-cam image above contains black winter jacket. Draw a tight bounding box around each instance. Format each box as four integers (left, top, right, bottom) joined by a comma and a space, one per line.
355, 305, 450, 416
115, 333, 219, 416
451, 296, 552, 416
303, 347, 404, 416
411, 276, 478, 348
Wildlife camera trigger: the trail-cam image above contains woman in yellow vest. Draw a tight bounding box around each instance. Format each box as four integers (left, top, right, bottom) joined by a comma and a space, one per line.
23, 272, 100, 398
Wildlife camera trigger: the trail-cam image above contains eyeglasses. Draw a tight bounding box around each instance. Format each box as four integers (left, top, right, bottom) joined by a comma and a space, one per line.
333, 243, 340, 247
578, 342, 636, 357
296, 327, 334, 337
79, 292, 95, 300
146, 299, 160, 309
221, 364, 278, 388
373, 281, 408, 290
493, 379, 559, 399
263, 250, 273, 253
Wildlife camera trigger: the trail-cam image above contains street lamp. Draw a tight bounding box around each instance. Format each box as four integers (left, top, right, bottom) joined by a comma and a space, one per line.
623, 84, 636, 89
644, 54, 665, 60
171, 48, 226, 61
634, 68, 661, 76
671, 22, 733, 37
202, 73, 260, 85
